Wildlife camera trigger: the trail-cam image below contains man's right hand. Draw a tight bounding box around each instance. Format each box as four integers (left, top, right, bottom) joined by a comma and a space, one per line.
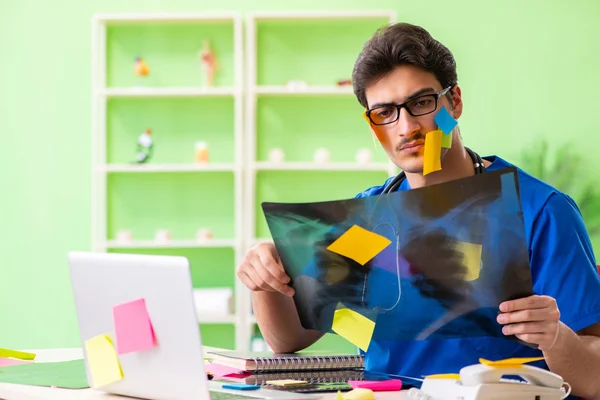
236, 242, 295, 297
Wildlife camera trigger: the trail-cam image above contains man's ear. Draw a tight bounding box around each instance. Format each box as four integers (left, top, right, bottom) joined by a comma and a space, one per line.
450, 85, 463, 120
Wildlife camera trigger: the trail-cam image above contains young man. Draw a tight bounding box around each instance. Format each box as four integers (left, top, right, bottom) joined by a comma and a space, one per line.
237, 23, 600, 399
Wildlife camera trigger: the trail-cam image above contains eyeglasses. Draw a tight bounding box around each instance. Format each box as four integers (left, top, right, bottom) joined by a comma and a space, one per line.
364, 86, 452, 126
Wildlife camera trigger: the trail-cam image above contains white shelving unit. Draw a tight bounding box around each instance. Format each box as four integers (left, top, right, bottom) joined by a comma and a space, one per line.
91, 12, 247, 350
243, 10, 398, 346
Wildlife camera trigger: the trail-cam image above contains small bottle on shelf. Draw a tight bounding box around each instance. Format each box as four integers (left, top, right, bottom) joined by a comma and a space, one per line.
195, 141, 209, 164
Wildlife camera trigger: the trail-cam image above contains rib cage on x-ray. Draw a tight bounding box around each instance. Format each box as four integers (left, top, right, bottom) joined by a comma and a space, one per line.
262, 167, 534, 347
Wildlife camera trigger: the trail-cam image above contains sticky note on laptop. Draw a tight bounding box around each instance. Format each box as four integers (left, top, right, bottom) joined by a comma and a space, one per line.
113, 298, 157, 355
85, 334, 123, 388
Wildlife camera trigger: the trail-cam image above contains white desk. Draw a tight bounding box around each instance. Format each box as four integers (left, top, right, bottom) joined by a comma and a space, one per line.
0, 349, 407, 400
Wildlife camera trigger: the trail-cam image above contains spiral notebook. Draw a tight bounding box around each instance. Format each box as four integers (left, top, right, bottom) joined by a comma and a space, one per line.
205, 350, 364, 372
232, 369, 365, 385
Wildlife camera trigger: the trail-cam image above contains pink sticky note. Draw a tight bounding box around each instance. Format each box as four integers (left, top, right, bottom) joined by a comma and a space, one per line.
348, 379, 402, 391
113, 298, 157, 355
0, 358, 33, 367
204, 362, 246, 378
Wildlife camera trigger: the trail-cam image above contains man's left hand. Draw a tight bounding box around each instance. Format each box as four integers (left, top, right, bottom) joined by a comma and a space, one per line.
498, 295, 561, 351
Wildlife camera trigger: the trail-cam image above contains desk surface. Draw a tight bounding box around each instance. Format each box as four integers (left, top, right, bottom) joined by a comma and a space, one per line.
0, 349, 408, 400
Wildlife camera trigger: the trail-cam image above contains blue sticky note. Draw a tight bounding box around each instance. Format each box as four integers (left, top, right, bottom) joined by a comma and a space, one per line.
222, 384, 261, 391
434, 106, 458, 134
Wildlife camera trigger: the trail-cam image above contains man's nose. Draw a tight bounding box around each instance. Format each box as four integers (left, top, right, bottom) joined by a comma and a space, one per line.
396, 107, 420, 137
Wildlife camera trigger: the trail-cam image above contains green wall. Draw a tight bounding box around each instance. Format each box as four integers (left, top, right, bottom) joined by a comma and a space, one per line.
1, 0, 598, 351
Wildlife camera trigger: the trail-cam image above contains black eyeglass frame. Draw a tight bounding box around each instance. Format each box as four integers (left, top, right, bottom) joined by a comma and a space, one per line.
364, 86, 453, 126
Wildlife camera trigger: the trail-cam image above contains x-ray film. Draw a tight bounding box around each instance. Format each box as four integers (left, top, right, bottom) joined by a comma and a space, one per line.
261, 167, 534, 349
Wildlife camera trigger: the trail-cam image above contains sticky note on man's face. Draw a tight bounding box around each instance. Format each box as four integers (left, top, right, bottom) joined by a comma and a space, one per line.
332, 307, 375, 351
113, 298, 157, 355
423, 129, 442, 176
85, 334, 123, 388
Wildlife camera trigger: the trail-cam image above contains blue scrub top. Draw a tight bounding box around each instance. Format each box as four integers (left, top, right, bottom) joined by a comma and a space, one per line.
354, 156, 600, 396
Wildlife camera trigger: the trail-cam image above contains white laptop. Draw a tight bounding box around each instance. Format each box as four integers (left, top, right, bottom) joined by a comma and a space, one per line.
68, 251, 320, 400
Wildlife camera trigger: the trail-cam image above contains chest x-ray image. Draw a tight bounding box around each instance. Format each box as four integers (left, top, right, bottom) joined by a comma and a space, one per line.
262, 167, 534, 347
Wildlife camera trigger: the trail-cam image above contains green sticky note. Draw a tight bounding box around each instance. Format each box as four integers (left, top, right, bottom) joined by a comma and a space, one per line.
0, 359, 89, 389
441, 130, 452, 149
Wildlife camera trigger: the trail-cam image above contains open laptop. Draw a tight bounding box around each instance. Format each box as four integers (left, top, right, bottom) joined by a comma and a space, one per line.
68, 251, 321, 400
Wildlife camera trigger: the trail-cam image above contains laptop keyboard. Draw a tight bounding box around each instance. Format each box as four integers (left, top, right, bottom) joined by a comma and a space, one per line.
210, 390, 260, 400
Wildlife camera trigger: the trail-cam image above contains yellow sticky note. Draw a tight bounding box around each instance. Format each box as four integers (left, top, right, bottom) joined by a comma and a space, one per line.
441, 130, 452, 149
332, 307, 375, 352
85, 334, 124, 388
425, 373, 461, 380
266, 379, 308, 386
0, 348, 36, 361
339, 388, 375, 400
479, 357, 544, 368
455, 241, 482, 281
423, 129, 442, 175
327, 225, 391, 266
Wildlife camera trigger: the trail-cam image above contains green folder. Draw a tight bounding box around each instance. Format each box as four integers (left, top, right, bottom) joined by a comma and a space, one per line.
0, 359, 89, 389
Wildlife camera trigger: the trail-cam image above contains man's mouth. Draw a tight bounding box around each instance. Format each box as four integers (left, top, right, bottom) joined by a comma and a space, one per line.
398, 141, 424, 152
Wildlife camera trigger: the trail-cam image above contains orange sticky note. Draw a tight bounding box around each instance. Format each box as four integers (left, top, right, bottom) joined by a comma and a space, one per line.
332, 306, 375, 351
423, 129, 442, 175
327, 225, 391, 266
479, 357, 544, 368
441, 130, 452, 149
455, 241, 482, 281
113, 298, 157, 355
85, 334, 124, 388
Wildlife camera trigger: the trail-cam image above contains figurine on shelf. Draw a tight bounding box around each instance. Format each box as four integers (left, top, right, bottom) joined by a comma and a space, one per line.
199, 39, 219, 87
135, 128, 153, 163
336, 79, 352, 86
195, 141, 209, 164
134, 57, 150, 77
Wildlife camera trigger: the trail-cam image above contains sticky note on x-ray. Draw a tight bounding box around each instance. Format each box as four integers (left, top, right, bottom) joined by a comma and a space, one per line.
327, 225, 391, 266
332, 306, 375, 351
423, 129, 442, 175
455, 241, 483, 281
113, 298, 157, 355
85, 334, 123, 388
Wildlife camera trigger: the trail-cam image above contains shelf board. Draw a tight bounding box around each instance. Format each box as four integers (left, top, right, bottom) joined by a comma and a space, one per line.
101, 163, 236, 173
254, 161, 390, 172
95, 12, 240, 24
254, 85, 353, 96
105, 239, 238, 249
249, 11, 396, 21
99, 87, 237, 98
197, 314, 237, 324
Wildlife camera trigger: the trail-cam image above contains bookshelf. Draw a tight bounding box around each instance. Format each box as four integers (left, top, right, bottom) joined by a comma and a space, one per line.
91, 12, 245, 350
243, 10, 397, 352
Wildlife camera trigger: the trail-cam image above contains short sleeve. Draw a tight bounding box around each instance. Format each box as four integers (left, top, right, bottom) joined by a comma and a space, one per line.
529, 192, 600, 333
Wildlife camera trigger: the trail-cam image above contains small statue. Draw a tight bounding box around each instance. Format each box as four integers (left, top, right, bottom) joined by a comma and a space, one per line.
199, 40, 219, 86
134, 57, 150, 77
136, 129, 153, 163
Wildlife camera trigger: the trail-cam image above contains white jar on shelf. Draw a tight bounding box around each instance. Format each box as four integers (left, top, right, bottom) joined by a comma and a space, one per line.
154, 229, 171, 244
355, 148, 372, 165
196, 228, 213, 242
313, 147, 330, 164
115, 230, 133, 243
268, 148, 285, 163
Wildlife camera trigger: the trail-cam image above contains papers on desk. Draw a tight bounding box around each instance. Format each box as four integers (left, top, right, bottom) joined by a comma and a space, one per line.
0, 359, 88, 389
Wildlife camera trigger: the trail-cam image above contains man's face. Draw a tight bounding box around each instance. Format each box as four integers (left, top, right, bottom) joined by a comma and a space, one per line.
364, 65, 462, 173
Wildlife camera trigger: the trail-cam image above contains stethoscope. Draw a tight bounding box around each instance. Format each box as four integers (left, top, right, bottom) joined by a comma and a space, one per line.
360, 147, 486, 312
